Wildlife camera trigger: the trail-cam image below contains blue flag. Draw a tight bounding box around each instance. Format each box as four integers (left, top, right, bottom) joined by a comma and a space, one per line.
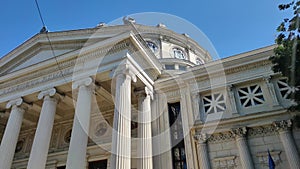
268, 150, 275, 169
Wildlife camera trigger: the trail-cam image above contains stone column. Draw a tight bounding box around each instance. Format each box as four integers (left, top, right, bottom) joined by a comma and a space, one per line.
66, 77, 93, 169
0, 98, 25, 169
231, 127, 254, 169
27, 88, 59, 169
273, 120, 300, 169
137, 87, 153, 169
110, 65, 136, 169
194, 133, 211, 169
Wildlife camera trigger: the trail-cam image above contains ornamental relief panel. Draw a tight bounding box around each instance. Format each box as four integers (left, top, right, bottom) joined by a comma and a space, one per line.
213, 156, 238, 169
195, 124, 279, 143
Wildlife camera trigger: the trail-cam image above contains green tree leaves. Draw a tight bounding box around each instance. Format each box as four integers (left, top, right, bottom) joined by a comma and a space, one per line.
271, 0, 300, 110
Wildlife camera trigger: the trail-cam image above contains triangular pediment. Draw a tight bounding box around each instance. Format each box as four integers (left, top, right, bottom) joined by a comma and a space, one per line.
0, 32, 96, 75
8, 49, 75, 73
0, 25, 162, 84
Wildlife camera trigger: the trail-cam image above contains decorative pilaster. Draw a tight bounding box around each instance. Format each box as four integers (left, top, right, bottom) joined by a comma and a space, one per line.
27, 88, 59, 169
137, 87, 153, 169
231, 127, 254, 169
151, 93, 173, 169
191, 93, 201, 122
226, 85, 238, 114
66, 77, 93, 169
273, 120, 300, 169
0, 98, 26, 169
194, 133, 211, 169
263, 76, 279, 106
110, 64, 136, 169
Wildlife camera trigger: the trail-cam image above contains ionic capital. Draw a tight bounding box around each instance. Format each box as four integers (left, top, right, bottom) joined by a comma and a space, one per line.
6, 98, 23, 109
72, 77, 93, 89
194, 133, 208, 144
38, 88, 57, 100
231, 127, 248, 139
273, 119, 292, 132
226, 84, 234, 91
135, 87, 154, 100
112, 63, 137, 82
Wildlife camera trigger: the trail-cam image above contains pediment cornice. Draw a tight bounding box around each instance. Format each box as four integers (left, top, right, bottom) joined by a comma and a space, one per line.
1, 24, 211, 72
0, 32, 162, 103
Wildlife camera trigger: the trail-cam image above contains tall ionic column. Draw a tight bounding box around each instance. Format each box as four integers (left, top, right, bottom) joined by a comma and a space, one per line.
110, 65, 136, 169
194, 133, 211, 169
0, 98, 26, 169
273, 120, 300, 169
27, 88, 59, 169
231, 127, 254, 169
137, 87, 153, 169
66, 77, 93, 169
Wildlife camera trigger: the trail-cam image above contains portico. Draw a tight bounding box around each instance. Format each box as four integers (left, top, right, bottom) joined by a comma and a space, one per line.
0, 28, 161, 169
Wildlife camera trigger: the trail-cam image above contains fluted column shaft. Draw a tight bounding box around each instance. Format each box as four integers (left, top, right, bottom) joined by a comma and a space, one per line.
66, 78, 93, 169
231, 127, 254, 169
236, 137, 254, 169
0, 98, 25, 169
27, 88, 58, 169
110, 73, 133, 169
274, 120, 300, 169
194, 134, 210, 169
137, 88, 153, 169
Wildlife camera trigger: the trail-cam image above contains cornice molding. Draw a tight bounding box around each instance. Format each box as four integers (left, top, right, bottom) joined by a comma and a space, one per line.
0, 41, 130, 103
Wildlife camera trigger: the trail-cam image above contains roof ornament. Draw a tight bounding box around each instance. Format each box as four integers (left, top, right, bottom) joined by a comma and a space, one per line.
39, 26, 48, 33
96, 22, 106, 28
123, 16, 136, 24
156, 23, 166, 28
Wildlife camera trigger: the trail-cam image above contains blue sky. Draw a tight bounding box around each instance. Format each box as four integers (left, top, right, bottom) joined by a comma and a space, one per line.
0, 0, 292, 59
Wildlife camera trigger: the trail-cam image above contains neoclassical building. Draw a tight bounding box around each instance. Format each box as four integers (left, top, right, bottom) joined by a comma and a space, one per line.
0, 20, 299, 169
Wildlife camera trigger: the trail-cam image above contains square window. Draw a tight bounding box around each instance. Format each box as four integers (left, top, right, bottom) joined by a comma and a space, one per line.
238, 84, 265, 108
202, 92, 226, 114
277, 79, 292, 99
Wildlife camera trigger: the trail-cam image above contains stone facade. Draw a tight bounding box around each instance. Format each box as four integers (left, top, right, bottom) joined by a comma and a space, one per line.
0, 21, 299, 169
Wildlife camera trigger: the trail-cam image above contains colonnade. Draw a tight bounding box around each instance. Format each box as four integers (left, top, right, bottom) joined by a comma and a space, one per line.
0, 65, 154, 169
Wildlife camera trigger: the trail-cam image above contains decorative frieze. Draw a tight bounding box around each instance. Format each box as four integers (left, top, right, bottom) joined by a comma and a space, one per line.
194, 133, 208, 144
230, 127, 247, 138
196, 124, 280, 144
207, 132, 234, 143
273, 119, 292, 132
247, 125, 277, 137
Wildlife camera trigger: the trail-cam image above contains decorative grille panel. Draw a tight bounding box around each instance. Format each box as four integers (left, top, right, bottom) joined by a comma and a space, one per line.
238, 85, 265, 107
203, 92, 226, 114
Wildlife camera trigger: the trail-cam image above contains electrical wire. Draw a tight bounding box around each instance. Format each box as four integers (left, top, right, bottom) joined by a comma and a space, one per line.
34, 0, 46, 27
34, 0, 72, 89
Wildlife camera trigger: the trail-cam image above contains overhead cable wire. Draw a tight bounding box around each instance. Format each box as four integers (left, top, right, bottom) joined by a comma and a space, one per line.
34, 0, 72, 88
